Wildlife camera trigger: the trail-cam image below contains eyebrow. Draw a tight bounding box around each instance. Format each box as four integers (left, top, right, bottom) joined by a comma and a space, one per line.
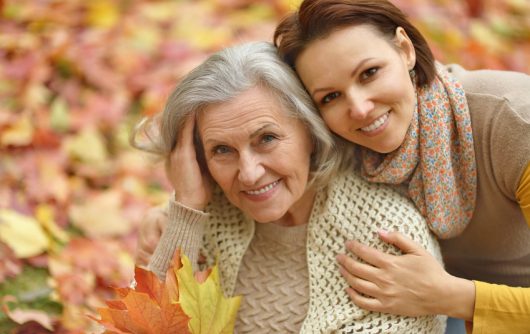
310, 58, 374, 97
202, 122, 279, 146
249, 123, 278, 139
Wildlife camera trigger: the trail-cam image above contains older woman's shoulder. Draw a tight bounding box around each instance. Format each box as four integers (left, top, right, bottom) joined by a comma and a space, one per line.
326, 171, 424, 222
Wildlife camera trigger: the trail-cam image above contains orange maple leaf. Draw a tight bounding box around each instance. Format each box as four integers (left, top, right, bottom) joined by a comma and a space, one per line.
92, 250, 191, 334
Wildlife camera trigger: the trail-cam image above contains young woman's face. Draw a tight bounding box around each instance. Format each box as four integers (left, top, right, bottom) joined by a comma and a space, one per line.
198, 86, 314, 225
295, 24, 416, 153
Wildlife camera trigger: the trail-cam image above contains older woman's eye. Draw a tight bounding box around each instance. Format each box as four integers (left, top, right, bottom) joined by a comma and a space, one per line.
321, 92, 340, 105
213, 145, 231, 155
361, 67, 378, 81
261, 134, 277, 144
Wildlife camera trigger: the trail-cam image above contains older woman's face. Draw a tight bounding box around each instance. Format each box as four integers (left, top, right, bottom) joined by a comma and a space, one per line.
198, 86, 314, 225
295, 24, 416, 154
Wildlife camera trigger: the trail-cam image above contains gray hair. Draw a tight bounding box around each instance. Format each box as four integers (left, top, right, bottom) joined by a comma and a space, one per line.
132, 41, 348, 187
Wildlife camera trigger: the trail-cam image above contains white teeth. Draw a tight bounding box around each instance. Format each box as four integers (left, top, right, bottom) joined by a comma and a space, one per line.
360, 113, 389, 132
245, 181, 279, 195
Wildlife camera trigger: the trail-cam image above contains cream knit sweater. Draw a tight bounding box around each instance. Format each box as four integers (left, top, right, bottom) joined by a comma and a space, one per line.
149, 172, 447, 333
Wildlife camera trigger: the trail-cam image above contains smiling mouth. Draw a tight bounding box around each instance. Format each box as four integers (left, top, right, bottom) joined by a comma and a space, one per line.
359, 112, 389, 132
244, 180, 280, 195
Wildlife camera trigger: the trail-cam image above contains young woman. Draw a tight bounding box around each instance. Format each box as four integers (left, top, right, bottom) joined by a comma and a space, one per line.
273, 0, 530, 332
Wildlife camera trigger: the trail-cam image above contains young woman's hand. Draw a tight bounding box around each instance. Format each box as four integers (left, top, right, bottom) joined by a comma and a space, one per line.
167, 115, 212, 211
336, 230, 475, 320
135, 206, 168, 266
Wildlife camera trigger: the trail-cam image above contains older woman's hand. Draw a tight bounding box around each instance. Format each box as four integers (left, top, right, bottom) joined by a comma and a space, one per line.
135, 205, 168, 266
336, 230, 476, 320
167, 115, 212, 210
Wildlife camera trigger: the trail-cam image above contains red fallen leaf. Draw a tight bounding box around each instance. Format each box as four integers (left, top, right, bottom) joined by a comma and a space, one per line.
466, 0, 484, 17
32, 127, 62, 149
12, 321, 54, 334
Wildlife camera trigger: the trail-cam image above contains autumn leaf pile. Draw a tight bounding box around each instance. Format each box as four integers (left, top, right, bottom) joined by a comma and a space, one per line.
0, 0, 528, 333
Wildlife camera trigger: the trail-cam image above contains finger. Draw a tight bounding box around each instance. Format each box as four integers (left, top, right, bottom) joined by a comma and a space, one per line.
336, 253, 379, 282
138, 222, 160, 251
177, 114, 196, 147
345, 240, 392, 269
168, 115, 196, 171
378, 230, 423, 255
338, 264, 380, 298
135, 248, 152, 267
345, 287, 384, 313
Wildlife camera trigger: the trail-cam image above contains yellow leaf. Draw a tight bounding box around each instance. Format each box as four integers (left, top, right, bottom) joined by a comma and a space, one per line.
86, 0, 119, 28
50, 97, 70, 133
35, 204, 69, 244
126, 23, 161, 53
0, 209, 50, 258
0, 115, 33, 147
38, 159, 70, 203
63, 127, 108, 164
69, 190, 132, 237
176, 256, 241, 334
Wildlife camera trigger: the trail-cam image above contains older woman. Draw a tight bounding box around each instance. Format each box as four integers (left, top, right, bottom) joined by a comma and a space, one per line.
132, 41, 445, 333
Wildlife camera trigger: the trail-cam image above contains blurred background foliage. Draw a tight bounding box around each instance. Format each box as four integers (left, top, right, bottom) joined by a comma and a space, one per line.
0, 0, 529, 332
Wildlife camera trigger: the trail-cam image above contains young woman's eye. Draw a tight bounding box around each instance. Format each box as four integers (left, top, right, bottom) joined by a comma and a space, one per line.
321, 92, 340, 105
212, 145, 231, 155
361, 67, 378, 81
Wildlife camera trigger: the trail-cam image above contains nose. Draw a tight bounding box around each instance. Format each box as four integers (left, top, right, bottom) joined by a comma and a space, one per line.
238, 151, 265, 186
345, 89, 374, 119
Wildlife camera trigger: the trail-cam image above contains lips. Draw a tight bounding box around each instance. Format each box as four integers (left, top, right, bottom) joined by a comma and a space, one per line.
360, 112, 389, 132
244, 180, 280, 195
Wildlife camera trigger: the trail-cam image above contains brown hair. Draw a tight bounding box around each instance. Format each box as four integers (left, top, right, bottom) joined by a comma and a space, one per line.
274, 0, 436, 86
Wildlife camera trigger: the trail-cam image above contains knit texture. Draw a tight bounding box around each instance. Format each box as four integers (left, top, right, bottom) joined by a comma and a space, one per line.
234, 223, 308, 333
150, 172, 447, 333
148, 200, 207, 275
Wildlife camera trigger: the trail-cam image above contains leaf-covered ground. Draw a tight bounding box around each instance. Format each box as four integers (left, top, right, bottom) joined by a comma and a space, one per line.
1, 0, 529, 332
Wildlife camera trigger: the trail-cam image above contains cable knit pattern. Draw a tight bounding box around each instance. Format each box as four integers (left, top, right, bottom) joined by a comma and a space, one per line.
149, 172, 447, 333
234, 223, 309, 333
148, 201, 207, 276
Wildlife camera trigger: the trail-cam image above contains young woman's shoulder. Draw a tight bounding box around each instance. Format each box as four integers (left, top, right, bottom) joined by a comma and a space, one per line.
446, 64, 530, 199
446, 64, 530, 117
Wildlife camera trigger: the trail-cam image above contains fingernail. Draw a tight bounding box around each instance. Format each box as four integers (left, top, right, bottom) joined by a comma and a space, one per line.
378, 230, 389, 237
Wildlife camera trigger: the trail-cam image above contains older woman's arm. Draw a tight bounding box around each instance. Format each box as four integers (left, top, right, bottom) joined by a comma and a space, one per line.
147, 115, 212, 279
148, 200, 207, 279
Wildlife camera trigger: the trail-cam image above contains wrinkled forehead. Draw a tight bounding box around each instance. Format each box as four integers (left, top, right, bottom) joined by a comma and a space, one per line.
196, 86, 299, 128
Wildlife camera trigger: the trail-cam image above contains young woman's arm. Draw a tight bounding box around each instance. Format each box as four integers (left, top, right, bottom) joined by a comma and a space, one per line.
516, 162, 530, 225
471, 281, 530, 333
337, 231, 530, 333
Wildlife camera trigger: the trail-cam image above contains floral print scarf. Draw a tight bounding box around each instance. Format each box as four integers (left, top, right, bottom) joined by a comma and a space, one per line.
361, 64, 476, 239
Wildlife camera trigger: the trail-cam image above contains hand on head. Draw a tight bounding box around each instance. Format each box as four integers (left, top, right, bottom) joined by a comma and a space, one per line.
167, 115, 212, 211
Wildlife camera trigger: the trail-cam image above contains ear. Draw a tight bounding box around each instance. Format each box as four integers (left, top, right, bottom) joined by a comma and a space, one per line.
394, 27, 416, 70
